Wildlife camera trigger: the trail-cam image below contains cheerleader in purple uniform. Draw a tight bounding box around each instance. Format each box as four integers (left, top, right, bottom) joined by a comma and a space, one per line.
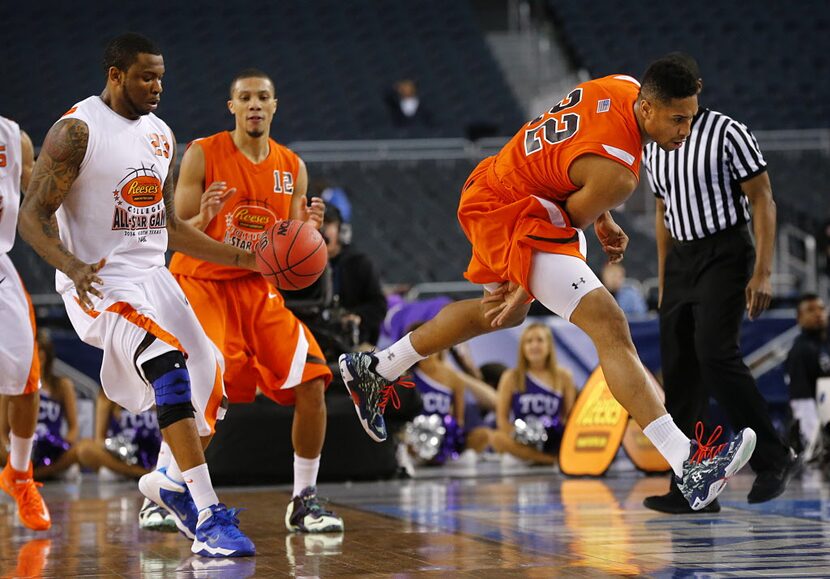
0, 330, 80, 480
76, 391, 173, 531
76, 391, 161, 480
407, 348, 495, 464
491, 323, 577, 465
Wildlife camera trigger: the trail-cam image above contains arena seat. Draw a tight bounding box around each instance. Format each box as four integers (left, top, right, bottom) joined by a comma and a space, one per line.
546, 0, 829, 130
1, 0, 523, 145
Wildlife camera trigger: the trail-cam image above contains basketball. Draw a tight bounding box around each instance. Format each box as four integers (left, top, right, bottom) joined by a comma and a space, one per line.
255, 219, 327, 290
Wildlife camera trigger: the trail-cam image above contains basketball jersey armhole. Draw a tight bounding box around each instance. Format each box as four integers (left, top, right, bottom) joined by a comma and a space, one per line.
567, 147, 641, 187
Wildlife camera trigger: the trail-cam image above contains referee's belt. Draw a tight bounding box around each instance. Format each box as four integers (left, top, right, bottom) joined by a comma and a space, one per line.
673, 222, 748, 246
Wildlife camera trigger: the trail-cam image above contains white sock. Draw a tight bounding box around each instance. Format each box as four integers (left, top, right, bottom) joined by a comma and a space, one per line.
166, 457, 185, 484
182, 463, 219, 512
643, 414, 691, 477
375, 333, 425, 381
9, 433, 33, 472
156, 441, 172, 471
293, 454, 320, 498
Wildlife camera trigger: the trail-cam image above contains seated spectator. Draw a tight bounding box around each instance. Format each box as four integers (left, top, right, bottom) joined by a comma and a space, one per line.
0, 330, 80, 481
76, 392, 174, 531
786, 293, 830, 467
385, 79, 433, 128
76, 391, 162, 481
601, 262, 647, 316
490, 323, 576, 466
405, 348, 494, 465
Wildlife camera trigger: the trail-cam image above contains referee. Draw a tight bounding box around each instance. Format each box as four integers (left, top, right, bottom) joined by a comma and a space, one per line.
643, 53, 796, 513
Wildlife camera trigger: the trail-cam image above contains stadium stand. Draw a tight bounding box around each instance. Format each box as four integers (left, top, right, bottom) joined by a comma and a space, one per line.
1, 0, 523, 145
546, 0, 830, 130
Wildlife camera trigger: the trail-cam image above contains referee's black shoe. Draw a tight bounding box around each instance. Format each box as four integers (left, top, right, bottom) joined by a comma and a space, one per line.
643, 479, 721, 514
747, 448, 799, 504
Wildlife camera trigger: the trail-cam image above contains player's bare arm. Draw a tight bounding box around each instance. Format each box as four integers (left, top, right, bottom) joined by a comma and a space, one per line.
486, 155, 638, 328
164, 137, 256, 270
19, 118, 106, 309
741, 170, 776, 319
174, 141, 235, 231
289, 159, 324, 228
19, 129, 34, 192
565, 155, 639, 229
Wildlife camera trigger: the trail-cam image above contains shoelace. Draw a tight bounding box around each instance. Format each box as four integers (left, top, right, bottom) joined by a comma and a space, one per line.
208, 505, 246, 537
689, 421, 727, 464
302, 492, 336, 516
378, 378, 415, 412
19, 481, 45, 514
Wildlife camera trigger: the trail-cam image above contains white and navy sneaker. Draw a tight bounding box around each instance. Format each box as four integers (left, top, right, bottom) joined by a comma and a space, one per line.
191, 504, 255, 558
339, 352, 414, 442
138, 468, 198, 539
138, 497, 179, 533
285, 486, 344, 533
677, 422, 757, 511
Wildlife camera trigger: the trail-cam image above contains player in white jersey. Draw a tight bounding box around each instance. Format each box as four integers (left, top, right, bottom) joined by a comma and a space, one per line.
0, 115, 52, 531
18, 33, 253, 558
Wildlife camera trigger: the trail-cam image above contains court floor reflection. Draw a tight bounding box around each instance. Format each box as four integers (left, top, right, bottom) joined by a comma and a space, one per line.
1, 466, 828, 577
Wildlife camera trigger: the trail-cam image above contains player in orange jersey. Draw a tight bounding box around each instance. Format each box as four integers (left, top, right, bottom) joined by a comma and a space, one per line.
0, 116, 51, 531
169, 69, 342, 533
341, 56, 757, 511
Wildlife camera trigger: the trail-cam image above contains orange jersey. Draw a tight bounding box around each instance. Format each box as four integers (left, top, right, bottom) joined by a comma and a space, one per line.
490, 74, 643, 203
169, 131, 300, 280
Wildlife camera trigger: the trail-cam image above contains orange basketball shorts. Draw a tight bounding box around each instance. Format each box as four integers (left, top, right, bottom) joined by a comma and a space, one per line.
457, 156, 585, 295
173, 273, 332, 405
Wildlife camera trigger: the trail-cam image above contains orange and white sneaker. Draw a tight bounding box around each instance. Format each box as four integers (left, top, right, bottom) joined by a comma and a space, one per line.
0, 461, 52, 531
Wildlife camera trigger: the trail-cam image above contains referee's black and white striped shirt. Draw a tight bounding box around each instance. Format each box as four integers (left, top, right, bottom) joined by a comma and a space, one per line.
643, 108, 767, 241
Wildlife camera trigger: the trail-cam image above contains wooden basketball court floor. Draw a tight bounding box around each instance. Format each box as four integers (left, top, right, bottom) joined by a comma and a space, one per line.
2, 463, 829, 578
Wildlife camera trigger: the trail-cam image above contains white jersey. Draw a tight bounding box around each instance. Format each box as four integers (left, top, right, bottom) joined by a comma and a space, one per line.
0, 116, 22, 255
55, 96, 174, 294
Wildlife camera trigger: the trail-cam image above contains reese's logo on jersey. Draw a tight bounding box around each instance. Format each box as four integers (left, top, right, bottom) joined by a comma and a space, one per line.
111, 164, 166, 237
224, 201, 276, 251
121, 175, 162, 207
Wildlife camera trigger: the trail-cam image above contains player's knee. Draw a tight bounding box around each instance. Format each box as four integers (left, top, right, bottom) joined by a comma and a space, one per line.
141, 351, 194, 429
576, 291, 631, 343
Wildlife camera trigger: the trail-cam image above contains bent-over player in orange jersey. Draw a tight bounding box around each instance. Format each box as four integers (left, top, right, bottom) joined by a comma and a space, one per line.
341, 56, 757, 512
169, 69, 342, 533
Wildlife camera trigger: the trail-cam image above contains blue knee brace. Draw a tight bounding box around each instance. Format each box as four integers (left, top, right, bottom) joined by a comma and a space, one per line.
141, 351, 194, 429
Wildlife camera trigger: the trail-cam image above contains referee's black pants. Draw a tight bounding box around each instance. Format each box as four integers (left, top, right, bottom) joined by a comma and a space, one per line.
659, 224, 788, 472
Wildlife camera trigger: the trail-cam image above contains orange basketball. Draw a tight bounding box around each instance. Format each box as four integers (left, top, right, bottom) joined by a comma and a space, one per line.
255, 220, 327, 290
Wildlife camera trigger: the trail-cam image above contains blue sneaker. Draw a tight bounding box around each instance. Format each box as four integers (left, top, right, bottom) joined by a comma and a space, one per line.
191, 504, 255, 558
677, 422, 757, 511
338, 352, 414, 442
138, 468, 198, 539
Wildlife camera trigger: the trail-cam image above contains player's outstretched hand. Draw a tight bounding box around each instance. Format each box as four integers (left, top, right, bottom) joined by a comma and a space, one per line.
200, 182, 236, 224
69, 258, 106, 310
302, 196, 325, 229
483, 281, 531, 328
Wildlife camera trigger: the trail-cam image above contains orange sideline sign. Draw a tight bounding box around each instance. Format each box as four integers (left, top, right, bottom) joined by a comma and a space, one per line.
559, 367, 629, 476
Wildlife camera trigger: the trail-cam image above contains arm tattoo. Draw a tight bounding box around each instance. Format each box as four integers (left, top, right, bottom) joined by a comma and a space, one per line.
20, 119, 88, 271
163, 139, 179, 231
